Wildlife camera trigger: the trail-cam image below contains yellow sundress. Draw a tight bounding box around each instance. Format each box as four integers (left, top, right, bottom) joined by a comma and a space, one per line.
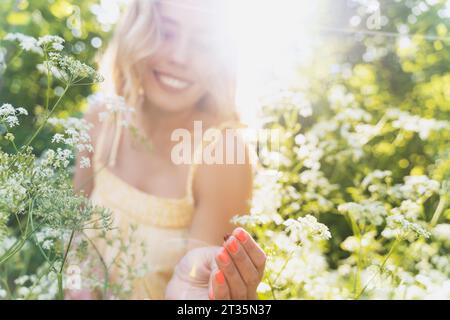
87, 112, 242, 299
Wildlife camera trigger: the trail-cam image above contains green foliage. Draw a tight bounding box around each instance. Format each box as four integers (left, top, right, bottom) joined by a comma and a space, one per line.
0, 0, 111, 155
235, 0, 450, 299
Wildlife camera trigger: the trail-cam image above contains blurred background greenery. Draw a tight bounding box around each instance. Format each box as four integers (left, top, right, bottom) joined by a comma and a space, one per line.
0, 0, 117, 155
0, 0, 449, 299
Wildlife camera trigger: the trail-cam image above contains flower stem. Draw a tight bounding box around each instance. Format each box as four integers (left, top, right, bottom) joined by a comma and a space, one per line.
355, 239, 399, 299
430, 193, 447, 227
24, 84, 69, 148
56, 230, 75, 300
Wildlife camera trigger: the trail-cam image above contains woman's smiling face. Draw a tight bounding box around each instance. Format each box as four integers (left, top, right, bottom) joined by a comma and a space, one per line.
141, 0, 223, 113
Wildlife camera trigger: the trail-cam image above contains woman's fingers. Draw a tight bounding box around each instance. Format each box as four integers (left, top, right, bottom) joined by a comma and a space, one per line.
215, 247, 248, 299
232, 228, 266, 275
224, 235, 260, 294
209, 269, 230, 300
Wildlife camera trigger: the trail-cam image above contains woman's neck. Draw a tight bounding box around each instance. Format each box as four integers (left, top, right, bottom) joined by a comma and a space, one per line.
136, 103, 198, 136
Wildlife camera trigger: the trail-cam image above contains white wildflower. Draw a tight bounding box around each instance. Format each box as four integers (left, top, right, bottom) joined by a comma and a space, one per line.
91, 94, 135, 127
48, 52, 104, 84
387, 108, 450, 140
284, 215, 331, 244
14, 275, 30, 286
382, 214, 430, 240
338, 200, 387, 226
231, 214, 274, 227
432, 224, 450, 246
261, 90, 313, 118
0, 103, 15, 117
250, 170, 283, 217
52, 133, 65, 143
361, 170, 392, 189
391, 199, 422, 220
80, 157, 91, 169
49, 117, 93, 153
0, 288, 6, 299
16, 107, 28, 115
391, 175, 440, 201
37, 35, 65, 51
341, 231, 380, 253
0, 103, 28, 128
53, 148, 74, 168
328, 84, 356, 109
4, 33, 43, 55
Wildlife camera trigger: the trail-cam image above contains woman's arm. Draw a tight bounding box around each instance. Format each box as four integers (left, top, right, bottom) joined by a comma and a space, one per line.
188, 131, 253, 247
166, 131, 266, 300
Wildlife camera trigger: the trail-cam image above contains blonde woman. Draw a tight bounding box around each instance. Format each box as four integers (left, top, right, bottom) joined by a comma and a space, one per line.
73, 0, 266, 300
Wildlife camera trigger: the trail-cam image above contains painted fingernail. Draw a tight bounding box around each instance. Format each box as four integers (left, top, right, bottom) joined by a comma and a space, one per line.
235, 228, 248, 243
215, 270, 225, 285
218, 247, 230, 265
209, 287, 214, 300
227, 237, 239, 254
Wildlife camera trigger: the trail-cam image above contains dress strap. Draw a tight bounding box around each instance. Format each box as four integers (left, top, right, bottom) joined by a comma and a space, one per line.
109, 112, 123, 167
185, 120, 247, 200
93, 112, 123, 168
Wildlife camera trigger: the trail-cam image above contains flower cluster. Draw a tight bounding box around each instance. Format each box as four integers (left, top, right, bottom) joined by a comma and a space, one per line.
4, 33, 65, 55
338, 200, 387, 227
48, 117, 93, 168
90, 93, 135, 126
4, 33, 42, 55
0, 103, 28, 128
48, 52, 104, 85
36, 35, 65, 52
284, 215, 331, 244
382, 214, 431, 240
0, 33, 119, 300
387, 108, 450, 140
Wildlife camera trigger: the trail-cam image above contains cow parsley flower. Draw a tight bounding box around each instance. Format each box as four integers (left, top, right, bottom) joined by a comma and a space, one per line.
387, 108, 450, 140
37, 35, 65, 51
338, 200, 387, 226
284, 215, 331, 244
48, 52, 104, 85
0, 103, 28, 128
52, 148, 74, 168
391, 199, 422, 220
0, 288, 6, 299
48, 117, 93, 153
432, 224, 450, 246
382, 214, 430, 240
341, 231, 381, 253
4, 33, 43, 55
88, 93, 136, 127
390, 175, 440, 201
80, 157, 91, 169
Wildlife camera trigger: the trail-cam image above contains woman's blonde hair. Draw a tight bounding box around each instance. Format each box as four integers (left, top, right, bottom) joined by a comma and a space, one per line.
97, 0, 238, 122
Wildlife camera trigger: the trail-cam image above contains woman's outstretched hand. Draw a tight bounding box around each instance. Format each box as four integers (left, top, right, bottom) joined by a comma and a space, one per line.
165, 228, 266, 300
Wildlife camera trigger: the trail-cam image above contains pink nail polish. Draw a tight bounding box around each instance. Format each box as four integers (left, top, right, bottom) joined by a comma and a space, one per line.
217, 247, 230, 265
227, 237, 239, 254
215, 270, 225, 285
235, 228, 248, 243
